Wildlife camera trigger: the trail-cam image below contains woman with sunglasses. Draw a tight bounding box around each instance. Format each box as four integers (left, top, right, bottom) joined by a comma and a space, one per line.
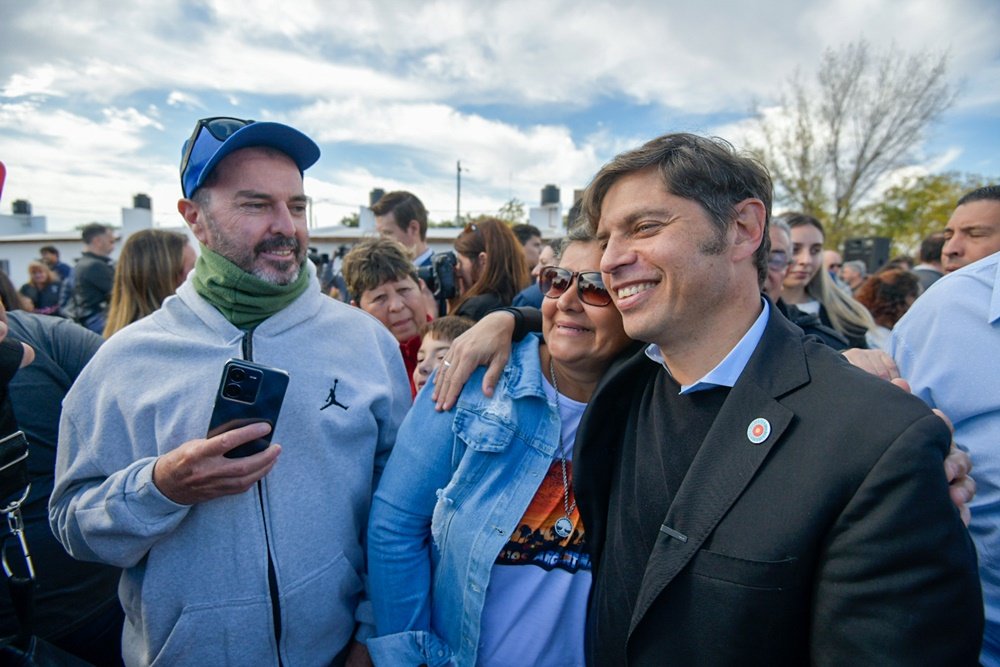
367, 227, 635, 666
450, 217, 531, 320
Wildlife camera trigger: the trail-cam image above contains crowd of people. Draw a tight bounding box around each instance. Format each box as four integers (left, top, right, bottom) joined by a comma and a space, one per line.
0, 116, 998, 666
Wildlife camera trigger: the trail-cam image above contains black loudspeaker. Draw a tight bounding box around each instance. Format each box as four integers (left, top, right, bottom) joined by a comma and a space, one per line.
843, 237, 891, 273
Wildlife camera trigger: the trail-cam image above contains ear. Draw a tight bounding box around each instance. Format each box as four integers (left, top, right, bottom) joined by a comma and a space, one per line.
178, 198, 210, 245
476, 251, 488, 269
731, 198, 767, 263
407, 219, 421, 239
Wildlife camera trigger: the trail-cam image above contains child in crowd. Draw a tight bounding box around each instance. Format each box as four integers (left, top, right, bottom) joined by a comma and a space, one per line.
412, 315, 474, 394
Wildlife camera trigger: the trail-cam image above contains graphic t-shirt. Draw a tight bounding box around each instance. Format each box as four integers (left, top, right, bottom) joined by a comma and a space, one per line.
477, 379, 590, 667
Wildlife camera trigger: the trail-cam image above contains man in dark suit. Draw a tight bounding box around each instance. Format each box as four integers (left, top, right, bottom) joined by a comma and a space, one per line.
573, 133, 983, 665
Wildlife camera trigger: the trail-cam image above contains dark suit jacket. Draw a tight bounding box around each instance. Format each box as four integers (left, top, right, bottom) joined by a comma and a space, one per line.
575, 311, 983, 666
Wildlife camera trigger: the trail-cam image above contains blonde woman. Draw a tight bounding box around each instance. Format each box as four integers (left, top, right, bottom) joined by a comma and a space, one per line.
780, 212, 875, 348
19, 260, 62, 315
103, 230, 196, 337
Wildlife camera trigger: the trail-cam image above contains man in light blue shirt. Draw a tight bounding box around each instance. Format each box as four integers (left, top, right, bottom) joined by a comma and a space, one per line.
889, 249, 1000, 665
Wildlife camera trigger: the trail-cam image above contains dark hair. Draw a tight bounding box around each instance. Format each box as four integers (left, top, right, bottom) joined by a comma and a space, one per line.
81, 223, 112, 244
854, 269, 920, 329
918, 232, 946, 263
420, 315, 475, 341
957, 184, 1000, 207
341, 237, 419, 302
511, 224, 542, 245
581, 133, 772, 286
879, 256, 914, 273
40, 245, 59, 257
452, 218, 531, 310
371, 191, 428, 241
0, 271, 23, 311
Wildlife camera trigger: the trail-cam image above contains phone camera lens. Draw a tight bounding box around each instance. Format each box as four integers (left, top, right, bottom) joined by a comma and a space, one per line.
223, 383, 242, 399
229, 368, 247, 382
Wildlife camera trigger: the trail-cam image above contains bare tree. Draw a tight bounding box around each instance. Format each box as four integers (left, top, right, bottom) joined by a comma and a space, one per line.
750, 40, 956, 247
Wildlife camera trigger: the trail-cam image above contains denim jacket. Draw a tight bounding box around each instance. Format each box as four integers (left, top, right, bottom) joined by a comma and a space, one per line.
367, 334, 562, 666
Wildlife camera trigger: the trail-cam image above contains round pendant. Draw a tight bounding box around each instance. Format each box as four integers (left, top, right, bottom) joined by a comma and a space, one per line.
554, 516, 573, 538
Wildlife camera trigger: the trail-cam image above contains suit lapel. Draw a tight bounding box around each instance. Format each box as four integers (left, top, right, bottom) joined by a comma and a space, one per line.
627, 312, 810, 637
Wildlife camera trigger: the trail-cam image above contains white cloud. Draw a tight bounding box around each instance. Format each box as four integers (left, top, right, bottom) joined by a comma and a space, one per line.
167, 91, 203, 109
0, 0, 997, 230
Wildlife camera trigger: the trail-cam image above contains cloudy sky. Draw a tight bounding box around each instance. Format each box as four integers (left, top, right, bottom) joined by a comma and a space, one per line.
1, 0, 998, 232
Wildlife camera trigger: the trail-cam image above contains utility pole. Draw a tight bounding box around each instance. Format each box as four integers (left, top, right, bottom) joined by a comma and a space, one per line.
456, 160, 465, 225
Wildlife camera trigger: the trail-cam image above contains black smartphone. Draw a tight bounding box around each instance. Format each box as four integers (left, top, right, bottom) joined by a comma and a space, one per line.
208, 359, 289, 459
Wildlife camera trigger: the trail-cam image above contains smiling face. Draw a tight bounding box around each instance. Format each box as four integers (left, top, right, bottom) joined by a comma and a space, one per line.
541, 240, 630, 378
358, 276, 428, 343
596, 168, 737, 350
183, 147, 309, 285
784, 223, 824, 292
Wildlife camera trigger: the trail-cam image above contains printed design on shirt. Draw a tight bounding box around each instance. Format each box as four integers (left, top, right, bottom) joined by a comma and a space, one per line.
495, 459, 590, 573
320, 379, 349, 411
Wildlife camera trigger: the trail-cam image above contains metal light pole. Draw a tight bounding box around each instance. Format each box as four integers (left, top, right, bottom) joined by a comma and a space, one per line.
456, 160, 465, 224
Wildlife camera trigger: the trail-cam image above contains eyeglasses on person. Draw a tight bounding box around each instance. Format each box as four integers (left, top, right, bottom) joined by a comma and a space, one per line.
179, 117, 254, 191
539, 266, 612, 307
768, 250, 791, 271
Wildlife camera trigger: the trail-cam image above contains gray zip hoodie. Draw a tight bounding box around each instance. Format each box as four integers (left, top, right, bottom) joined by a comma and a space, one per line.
50, 270, 410, 666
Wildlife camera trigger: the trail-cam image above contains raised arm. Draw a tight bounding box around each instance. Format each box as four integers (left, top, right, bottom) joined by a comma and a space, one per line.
433, 307, 541, 410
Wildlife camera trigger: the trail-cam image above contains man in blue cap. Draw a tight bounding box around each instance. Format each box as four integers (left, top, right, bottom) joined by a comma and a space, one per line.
50, 117, 410, 666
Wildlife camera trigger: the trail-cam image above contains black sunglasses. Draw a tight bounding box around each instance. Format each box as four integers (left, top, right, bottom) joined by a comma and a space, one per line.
539, 266, 612, 307
179, 117, 254, 188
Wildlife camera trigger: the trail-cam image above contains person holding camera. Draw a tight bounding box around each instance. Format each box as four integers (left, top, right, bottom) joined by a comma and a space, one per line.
451, 217, 531, 321
50, 117, 410, 666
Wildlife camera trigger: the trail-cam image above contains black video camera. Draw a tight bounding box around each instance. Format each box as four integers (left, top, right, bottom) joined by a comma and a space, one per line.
418, 251, 458, 300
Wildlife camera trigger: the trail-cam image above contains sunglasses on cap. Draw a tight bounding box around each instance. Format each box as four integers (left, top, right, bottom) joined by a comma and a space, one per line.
179, 117, 254, 195
539, 266, 613, 307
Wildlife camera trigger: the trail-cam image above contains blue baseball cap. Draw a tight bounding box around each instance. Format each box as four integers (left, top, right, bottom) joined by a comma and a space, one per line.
179, 117, 321, 198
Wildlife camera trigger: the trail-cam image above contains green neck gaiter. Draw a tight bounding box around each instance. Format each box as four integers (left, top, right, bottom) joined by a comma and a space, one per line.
192, 245, 310, 330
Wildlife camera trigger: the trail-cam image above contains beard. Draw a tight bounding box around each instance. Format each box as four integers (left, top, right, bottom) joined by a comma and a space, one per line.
248, 235, 304, 285
206, 217, 305, 285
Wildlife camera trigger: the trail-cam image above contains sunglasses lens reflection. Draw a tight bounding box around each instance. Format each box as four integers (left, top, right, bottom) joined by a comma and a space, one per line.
579, 273, 611, 306
204, 118, 250, 142
541, 268, 571, 297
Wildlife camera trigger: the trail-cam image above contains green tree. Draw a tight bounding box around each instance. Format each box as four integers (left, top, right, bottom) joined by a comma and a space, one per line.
750, 39, 956, 249
339, 212, 359, 228
496, 198, 526, 225
854, 172, 988, 253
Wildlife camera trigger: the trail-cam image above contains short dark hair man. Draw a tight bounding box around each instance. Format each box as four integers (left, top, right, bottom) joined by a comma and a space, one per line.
39, 245, 72, 282
371, 190, 432, 266
71, 223, 116, 333
50, 117, 410, 665
572, 133, 981, 664
511, 223, 543, 271
943, 184, 1000, 272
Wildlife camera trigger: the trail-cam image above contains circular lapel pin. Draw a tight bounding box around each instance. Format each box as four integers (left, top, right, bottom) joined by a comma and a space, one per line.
747, 418, 771, 445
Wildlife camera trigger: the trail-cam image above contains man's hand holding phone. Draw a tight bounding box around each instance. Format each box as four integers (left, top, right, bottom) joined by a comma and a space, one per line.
153, 422, 281, 505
